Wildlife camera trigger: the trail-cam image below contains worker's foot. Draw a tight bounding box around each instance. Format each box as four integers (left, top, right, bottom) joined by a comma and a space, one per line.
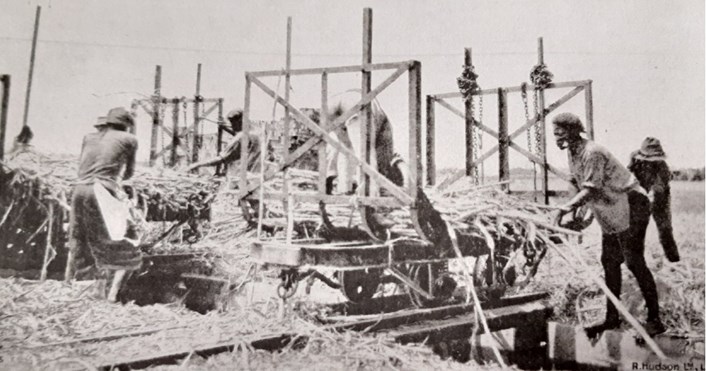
584, 319, 621, 339
642, 318, 666, 337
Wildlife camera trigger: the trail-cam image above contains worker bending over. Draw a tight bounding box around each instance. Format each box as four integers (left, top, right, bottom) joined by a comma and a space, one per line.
552, 112, 665, 337
66, 107, 142, 302
628, 137, 680, 262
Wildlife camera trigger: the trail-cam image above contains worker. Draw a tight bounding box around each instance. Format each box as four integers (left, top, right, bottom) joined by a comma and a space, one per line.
186, 109, 271, 174
551, 112, 665, 337
66, 107, 142, 302
326, 90, 407, 194
628, 137, 680, 262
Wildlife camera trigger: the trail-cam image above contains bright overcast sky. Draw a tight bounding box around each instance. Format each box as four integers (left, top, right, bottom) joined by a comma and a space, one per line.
1, 0, 704, 171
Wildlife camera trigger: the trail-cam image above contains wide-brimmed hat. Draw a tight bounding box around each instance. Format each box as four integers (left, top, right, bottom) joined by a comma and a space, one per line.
634, 137, 666, 161
105, 107, 134, 128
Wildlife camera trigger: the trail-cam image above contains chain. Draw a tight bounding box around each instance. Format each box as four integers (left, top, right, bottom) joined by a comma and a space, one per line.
457, 65, 480, 102
521, 83, 533, 154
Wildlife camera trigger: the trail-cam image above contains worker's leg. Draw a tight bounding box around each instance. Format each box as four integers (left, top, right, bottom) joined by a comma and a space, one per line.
624, 191, 664, 335
601, 233, 624, 325
652, 189, 679, 262
586, 232, 623, 338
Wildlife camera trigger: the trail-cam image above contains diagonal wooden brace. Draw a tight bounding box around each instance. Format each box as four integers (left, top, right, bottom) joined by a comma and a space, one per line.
244, 67, 413, 204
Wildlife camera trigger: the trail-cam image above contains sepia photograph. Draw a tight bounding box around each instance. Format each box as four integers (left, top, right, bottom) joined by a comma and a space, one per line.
0, 1, 704, 370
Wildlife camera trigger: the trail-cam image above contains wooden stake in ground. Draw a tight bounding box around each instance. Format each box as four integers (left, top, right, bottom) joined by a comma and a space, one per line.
22, 6, 41, 129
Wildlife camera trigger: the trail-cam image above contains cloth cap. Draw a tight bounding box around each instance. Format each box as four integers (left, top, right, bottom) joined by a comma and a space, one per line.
552, 112, 585, 133
635, 137, 666, 161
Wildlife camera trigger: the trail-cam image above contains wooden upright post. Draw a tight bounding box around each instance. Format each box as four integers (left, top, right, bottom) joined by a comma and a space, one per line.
192, 63, 202, 164
216, 98, 224, 175
362, 8, 374, 196
22, 6, 40, 129
282, 17, 292, 209
0, 75, 10, 161
537, 38, 549, 204
171, 98, 179, 167
149, 65, 162, 166
319, 72, 329, 195
240, 75, 252, 195
585, 80, 594, 140
498, 88, 510, 191
408, 61, 422, 200
425, 95, 435, 186
464, 48, 474, 177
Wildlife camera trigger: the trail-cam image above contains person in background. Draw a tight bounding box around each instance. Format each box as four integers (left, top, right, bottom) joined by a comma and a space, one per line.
552, 112, 665, 337
66, 107, 142, 302
628, 137, 680, 262
186, 109, 270, 174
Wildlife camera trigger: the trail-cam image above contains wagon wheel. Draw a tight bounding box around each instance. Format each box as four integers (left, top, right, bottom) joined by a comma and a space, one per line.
401, 263, 456, 307
338, 269, 383, 302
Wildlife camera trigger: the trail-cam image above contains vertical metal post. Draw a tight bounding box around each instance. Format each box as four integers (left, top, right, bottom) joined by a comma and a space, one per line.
22, 6, 41, 129
216, 98, 224, 175
319, 72, 329, 195
240, 75, 252, 196
282, 17, 292, 210
362, 8, 374, 196
0, 75, 10, 161
498, 88, 510, 191
585, 80, 594, 140
425, 95, 435, 186
537, 38, 549, 204
149, 65, 162, 166
171, 98, 179, 167
408, 61, 422, 201
464, 48, 474, 177
192, 63, 202, 164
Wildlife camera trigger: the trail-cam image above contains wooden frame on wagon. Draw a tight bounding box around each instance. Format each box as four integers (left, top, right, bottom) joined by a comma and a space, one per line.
426, 40, 595, 204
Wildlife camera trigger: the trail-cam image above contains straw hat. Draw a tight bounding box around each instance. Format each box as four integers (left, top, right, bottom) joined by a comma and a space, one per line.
633, 137, 666, 161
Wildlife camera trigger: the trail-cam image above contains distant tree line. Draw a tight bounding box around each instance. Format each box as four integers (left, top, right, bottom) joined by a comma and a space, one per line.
671, 168, 705, 181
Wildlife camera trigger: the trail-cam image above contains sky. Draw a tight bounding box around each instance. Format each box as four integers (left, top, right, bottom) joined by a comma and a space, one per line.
1, 0, 704, 175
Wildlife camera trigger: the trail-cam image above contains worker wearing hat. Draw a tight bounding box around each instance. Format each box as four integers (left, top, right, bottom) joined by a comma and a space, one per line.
67, 107, 142, 301
628, 137, 679, 263
552, 112, 665, 337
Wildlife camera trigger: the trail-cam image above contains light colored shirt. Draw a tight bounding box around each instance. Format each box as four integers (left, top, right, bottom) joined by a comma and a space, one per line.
568, 139, 639, 234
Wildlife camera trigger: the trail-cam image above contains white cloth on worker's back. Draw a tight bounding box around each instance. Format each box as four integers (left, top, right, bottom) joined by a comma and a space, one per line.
93, 182, 130, 241
568, 139, 641, 234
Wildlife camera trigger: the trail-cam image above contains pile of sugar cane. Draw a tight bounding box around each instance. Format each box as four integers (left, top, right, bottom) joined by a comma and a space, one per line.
0, 150, 221, 223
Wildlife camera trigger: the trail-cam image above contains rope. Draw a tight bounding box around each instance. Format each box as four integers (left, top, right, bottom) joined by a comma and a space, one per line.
457, 65, 482, 185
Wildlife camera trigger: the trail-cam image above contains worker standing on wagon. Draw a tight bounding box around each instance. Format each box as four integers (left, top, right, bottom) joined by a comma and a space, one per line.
628, 137, 680, 262
66, 107, 142, 302
551, 112, 665, 337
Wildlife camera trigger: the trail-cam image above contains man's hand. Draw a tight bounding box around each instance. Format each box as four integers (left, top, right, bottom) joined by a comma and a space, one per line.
553, 204, 573, 226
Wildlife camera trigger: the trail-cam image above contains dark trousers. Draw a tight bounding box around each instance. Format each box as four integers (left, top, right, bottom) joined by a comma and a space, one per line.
601, 190, 660, 323
653, 189, 679, 262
